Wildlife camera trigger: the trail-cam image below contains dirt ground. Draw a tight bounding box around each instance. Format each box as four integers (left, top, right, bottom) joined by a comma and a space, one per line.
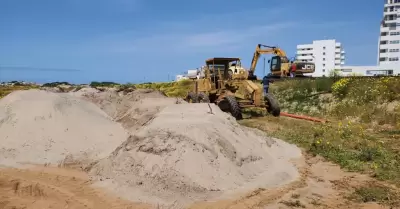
186, 153, 393, 209
0, 166, 150, 209
0, 88, 397, 209
0, 154, 392, 209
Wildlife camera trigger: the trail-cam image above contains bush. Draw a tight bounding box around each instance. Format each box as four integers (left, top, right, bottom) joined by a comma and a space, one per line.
89, 81, 120, 87
134, 80, 194, 98
42, 82, 71, 87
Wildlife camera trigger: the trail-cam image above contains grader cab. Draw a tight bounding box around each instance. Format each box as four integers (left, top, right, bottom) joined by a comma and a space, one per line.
185, 57, 280, 120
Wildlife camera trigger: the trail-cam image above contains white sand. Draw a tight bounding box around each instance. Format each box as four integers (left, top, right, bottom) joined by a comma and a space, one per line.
0, 89, 128, 167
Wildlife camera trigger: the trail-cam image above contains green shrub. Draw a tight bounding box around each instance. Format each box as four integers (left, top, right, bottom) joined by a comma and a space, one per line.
90, 81, 120, 87
42, 82, 71, 87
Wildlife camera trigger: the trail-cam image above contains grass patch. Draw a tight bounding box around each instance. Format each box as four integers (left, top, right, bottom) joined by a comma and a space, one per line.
0, 85, 39, 99
348, 182, 400, 206
270, 77, 400, 122
133, 79, 194, 98
239, 117, 400, 186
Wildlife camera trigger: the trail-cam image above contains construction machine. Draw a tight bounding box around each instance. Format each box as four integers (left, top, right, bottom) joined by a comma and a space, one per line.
249, 44, 315, 78
185, 57, 280, 120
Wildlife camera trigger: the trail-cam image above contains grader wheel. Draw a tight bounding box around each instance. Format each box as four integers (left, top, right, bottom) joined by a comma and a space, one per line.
264, 93, 280, 117
218, 96, 243, 120
185, 92, 198, 103
197, 92, 210, 103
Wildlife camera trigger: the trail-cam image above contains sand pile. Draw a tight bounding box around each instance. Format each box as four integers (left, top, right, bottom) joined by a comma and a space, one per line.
89, 103, 302, 207
78, 89, 184, 133
0, 89, 128, 167
0, 88, 302, 208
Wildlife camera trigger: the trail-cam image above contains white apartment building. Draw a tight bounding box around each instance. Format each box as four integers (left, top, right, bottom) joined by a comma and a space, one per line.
378, 0, 400, 71
296, 39, 346, 77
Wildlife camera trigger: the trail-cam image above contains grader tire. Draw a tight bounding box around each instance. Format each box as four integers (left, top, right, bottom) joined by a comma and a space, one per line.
185, 92, 198, 103
264, 93, 280, 117
223, 96, 243, 120
197, 92, 210, 103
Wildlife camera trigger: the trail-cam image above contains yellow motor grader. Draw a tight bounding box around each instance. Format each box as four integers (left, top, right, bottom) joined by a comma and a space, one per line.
185, 57, 280, 120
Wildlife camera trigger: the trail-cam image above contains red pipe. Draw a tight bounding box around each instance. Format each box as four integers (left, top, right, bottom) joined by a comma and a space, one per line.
280, 112, 327, 123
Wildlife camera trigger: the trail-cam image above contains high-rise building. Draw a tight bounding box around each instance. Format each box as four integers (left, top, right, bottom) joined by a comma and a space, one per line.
378, 0, 400, 68
296, 39, 345, 77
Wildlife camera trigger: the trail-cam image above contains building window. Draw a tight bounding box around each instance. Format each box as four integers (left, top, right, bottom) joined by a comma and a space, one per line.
389, 40, 400, 44
323, 58, 325, 61
389, 57, 399, 61
390, 32, 400, 35
322, 69, 325, 72
323, 64, 326, 67
323, 52, 326, 55
323, 47, 326, 50
389, 49, 400, 52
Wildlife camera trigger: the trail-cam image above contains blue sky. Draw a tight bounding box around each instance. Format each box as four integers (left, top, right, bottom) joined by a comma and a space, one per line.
0, 0, 384, 84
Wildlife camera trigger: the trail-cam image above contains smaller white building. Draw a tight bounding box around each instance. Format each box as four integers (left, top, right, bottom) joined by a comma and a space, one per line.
337, 65, 400, 76
296, 39, 346, 77
175, 74, 189, 81
175, 68, 204, 81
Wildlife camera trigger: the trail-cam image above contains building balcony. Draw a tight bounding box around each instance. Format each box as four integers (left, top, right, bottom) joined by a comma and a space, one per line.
297, 55, 314, 60
297, 44, 313, 49
380, 34, 400, 40
380, 27, 390, 32
384, 19, 398, 24
384, 11, 398, 15
385, 3, 400, 7
380, 36, 390, 41
296, 50, 314, 55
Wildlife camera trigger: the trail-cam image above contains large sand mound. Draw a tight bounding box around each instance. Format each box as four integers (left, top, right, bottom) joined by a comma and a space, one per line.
89, 103, 302, 207
0, 89, 128, 167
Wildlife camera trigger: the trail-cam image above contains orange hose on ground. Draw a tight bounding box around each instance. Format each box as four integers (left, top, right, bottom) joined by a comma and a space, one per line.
280, 112, 327, 123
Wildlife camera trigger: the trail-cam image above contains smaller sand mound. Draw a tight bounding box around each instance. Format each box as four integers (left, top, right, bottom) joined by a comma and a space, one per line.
89, 103, 301, 207
0, 89, 129, 167
79, 89, 185, 132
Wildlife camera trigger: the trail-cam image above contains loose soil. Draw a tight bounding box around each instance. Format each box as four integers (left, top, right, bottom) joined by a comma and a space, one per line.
0, 88, 397, 209
0, 166, 150, 209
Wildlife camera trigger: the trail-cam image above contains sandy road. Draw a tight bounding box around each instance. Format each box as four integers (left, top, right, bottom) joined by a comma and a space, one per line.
0, 166, 150, 209
187, 154, 390, 209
